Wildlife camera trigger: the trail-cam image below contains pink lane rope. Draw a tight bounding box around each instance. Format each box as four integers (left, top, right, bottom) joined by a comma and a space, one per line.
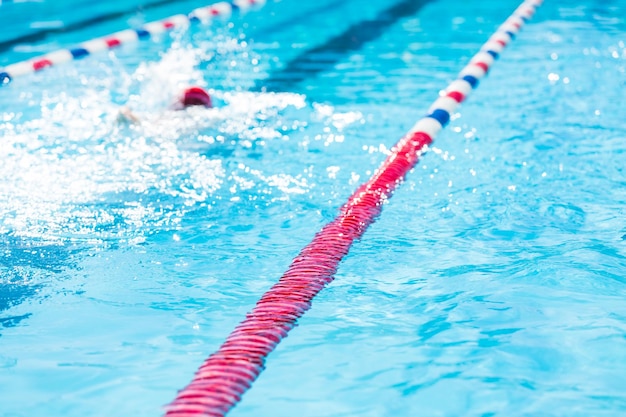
164, 0, 542, 415
0, 0, 265, 86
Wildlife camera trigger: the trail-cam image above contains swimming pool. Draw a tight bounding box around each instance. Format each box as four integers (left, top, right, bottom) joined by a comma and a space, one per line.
1, 0, 626, 415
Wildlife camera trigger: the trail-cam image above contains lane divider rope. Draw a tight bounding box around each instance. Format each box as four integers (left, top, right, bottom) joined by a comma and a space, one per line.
0, 0, 266, 86
163, 0, 543, 415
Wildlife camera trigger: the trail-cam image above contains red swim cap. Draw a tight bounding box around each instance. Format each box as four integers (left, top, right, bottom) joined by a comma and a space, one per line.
181, 86, 212, 108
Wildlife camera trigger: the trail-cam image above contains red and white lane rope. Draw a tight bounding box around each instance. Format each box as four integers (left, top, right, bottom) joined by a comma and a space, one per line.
163, 0, 542, 416
0, 0, 265, 86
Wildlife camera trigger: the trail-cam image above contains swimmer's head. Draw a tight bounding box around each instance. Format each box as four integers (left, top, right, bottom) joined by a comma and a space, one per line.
180, 86, 212, 108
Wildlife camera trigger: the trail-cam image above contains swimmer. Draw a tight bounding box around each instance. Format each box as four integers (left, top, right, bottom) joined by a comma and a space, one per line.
173, 86, 213, 110
117, 85, 213, 124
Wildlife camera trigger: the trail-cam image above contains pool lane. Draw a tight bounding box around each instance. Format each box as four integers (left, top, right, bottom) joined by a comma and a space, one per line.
254, 0, 431, 93
163, 1, 542, 415
0, 0, 197, 55
0, 0, 266, 86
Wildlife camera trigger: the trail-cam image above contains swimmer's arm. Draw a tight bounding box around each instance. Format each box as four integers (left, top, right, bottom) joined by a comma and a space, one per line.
117, 106, 141, 124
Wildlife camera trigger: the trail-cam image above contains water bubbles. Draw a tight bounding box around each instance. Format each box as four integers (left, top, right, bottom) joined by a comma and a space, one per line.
326, 166, 340, 179
548, 72, 560, 82
313, 103, 364, 130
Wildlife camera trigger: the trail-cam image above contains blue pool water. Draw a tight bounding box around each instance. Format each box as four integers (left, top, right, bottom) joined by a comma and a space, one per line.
1, 0, 626, 416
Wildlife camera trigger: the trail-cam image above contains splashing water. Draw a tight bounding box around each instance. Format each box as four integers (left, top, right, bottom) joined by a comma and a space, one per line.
0, 31, 367, 250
